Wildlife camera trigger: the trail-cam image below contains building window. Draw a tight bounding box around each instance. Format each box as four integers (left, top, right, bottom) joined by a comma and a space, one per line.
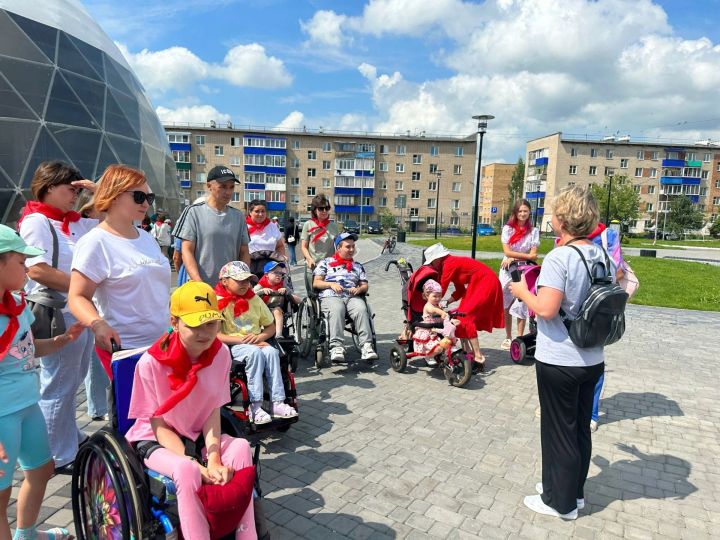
396, 145, 406, 155
650, 168, 657, 178
379, 144, 388, 154
291, 158, 299, 168
633, 184, 641, 193
196, 154, 206, 164
308, 150, 316, 160
230, 156, 241, 166
636, 150, 643, 160
412, 172, 421, 181
646, 202, 654, 212
604, 167, 614, 176
292, 140, 300, 149
291, 177, 300, 186
651, 151, 659, 160
703, 153, 711, 162
634, 167, 643, 177
323, 142, 331, 152
590, 148, 597, 158
451, 200, 460, 210
307, 187, 316, 196
569, 165, 577, 175
307, 168, 316, 177
214, 145, 224, 156
168, 133, 190, 143
453, 165, 462, 174
172, 150, 190, 162
431, 146, 439, 156
413, 154, 422, 164
429, 164, 438, 173
455, 146, 464, 157
426, 216, 435, 225
428, 181, 437, 191
427, 198, 436, 208
396, 163, 405, 173
395, 181, 404, 190
322, 160, 331, 170
178, 169, 190, 180
606, 149, 613, 159
195, 190, 204, 199
620, 159, 628, 168
322, 178, 331, 188
291, 194, 300, 204
231, 192, 240, 202
588, 166, 597, 176
701, 170, 709, 179
379, 196, 387, 207
409, 208, 419, 217
570, 147, 577, 157
379, 180, 387, 189
450, 216, 459, 226
230, 137, 241, 147
687, 152, 696, 161
379, 162, 388, 172
195, 135, 205, 145
411, 189, 420, 199
452, 182, 461, 192
714, 197, 720, 205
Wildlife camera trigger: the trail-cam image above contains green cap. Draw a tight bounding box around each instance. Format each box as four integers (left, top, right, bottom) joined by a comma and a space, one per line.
0, 224, 45, 257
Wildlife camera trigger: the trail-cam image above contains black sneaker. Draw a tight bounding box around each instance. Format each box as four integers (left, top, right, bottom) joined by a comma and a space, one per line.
54, 462, 74, 475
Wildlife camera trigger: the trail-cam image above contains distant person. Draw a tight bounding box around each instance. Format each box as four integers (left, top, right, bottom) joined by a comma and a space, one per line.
284, 217, 300, 265
246, 200, 286, 277
173, 166, 250, 286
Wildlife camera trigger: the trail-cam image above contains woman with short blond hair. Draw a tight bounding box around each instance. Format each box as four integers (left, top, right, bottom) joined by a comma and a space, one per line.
510, 187, 611, 520
69, 165, 171, 377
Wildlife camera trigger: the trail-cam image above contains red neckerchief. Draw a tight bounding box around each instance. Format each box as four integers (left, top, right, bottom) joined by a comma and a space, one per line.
587, 222, 606, 240
214, 282, 255, 317
329, 252, 354, 272
0, 291, 26, 358
246, 216, 270, 236
18, 201, 81, 236
307, 217, 330, 243
258, 275, 282, 291
507, 218, 531, 246
149, 332, 223, 416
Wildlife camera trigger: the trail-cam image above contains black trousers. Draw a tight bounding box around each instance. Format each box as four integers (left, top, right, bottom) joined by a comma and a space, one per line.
536, 360, 604, 514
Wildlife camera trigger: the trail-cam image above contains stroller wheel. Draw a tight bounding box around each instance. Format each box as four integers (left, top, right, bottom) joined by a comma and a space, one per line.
315, 348, 324, 369
389, 345, 407, 373
443, 350, 473, 387
510, 338, 527, 364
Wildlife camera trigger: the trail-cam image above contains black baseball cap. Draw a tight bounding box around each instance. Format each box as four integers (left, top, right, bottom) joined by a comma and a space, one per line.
207, 165, 239, 183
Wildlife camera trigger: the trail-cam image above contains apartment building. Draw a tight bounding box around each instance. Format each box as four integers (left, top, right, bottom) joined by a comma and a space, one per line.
479, 163, 515, 225
164, 124, 478, 232
524, 132, 720, 233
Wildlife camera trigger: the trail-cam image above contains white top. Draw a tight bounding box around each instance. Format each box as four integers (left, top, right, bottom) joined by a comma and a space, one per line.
501, 224, 540, 253
248, 221, 283, 253
72, 227, 171, 349
152, 222, 172, 246
20, 213, 98, 312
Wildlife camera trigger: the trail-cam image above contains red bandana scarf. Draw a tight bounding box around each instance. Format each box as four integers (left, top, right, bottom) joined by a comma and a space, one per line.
214, 282, 255, 317
149, 331, 223, 416
258, 275, 283, 291
0, 291, 26, 358
18, 201, 81, 236
307, 217, 330, 243
507, 219, 531, 246
329, 252, 354, 272
246, 216, 270, 236
587, 222, 606, 240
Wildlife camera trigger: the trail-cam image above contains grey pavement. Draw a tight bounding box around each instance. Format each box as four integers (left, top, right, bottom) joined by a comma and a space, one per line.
8, 238, 720, 539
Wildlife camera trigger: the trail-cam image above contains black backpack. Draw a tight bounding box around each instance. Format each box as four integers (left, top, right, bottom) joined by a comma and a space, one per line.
560, 241, 629, 349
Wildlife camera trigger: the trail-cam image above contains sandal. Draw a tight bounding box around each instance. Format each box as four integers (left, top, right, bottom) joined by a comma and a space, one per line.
272, 402, 298, 418
251, 405, 272, 425
41, 528, 72, 540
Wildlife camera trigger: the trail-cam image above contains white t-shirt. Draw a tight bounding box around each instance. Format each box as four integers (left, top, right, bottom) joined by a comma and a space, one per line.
72, 227, 171, 349
20, 213, 98, 311
152, 222, 172, 246
248, 221, 283, 253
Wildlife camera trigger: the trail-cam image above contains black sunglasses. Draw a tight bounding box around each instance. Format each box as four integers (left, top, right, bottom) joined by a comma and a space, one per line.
125, 191, 156, 205
316, 206, 331, 211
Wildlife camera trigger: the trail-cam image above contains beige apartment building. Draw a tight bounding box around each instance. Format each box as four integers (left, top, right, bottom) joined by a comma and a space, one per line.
479, 163, 515, 226
165, 124, 478, 232
524, 132, 720, 233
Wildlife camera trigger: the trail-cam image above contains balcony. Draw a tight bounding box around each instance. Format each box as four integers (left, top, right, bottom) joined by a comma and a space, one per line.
175, 162, 191, 171
682, 178, 700, 186
525, 191, 545, 200
687, 160, 702, 167
335, 205, 375, 214
266, 201, 286, 211
179, 180, 191, 189
334, 187, 375, 196
661, 159, 684, 168
534, 157, 549, 166
169, 142, 191, 152
660, 176, 682, 185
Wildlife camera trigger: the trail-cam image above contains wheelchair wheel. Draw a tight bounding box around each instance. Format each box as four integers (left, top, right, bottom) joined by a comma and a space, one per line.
389, 345, 407, 372
510, 338, 526, 364
73, 430, 145, 540
296, 298, 316, 357
389, 238, 396, 253
443, 350, 473, 387
315, 348, 325, 369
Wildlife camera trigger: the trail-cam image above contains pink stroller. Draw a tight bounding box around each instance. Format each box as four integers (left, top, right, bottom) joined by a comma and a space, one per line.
508, 261, 541, 363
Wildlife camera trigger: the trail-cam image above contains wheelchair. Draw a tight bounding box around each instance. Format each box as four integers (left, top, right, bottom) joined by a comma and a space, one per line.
71, 345, 280, 539
295, 271, 377, 369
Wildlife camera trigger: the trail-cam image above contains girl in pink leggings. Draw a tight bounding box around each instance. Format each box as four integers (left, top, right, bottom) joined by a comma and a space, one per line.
125, 282, 256, 539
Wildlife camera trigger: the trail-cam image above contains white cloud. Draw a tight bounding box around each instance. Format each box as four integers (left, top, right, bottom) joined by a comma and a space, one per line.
214, 44, 292, 88
300, 10, 349, 48
156, 105, 231, 125
276, 111, 305, 130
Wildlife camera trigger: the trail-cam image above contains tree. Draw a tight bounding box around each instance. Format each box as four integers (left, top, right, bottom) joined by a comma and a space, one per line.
710, 216, 720, 238
665, 195, 705, 235
590, 175, 640, 225
378, 208, 395, 231
508, 157, 525, 203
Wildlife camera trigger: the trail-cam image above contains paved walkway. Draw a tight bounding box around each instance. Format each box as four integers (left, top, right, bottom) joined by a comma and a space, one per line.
8, 239, 720, 539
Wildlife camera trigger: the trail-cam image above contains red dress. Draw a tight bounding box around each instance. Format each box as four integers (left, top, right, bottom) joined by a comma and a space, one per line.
439, 255, 504, 338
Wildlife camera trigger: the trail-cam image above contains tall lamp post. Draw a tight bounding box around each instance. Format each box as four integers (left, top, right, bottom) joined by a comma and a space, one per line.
434, 169, 443, 239
605, 174, 613, 226
471, 114, 494, 259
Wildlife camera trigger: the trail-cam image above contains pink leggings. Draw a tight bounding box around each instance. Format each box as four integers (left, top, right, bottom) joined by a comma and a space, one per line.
144, 435, 256, 540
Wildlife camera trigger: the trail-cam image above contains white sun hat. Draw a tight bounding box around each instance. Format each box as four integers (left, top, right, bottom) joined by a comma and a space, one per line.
423, 243, 451, 265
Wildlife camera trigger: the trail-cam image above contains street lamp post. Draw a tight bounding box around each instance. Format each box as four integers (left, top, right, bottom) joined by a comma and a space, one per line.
605, 175, 613, 226
434, 169, 443, 239
471, 114, 494, 259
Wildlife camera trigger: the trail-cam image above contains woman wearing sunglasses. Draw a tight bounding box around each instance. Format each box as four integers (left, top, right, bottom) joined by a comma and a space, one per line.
300, 194, 339, 294
17, 161, 98, 473
69, 165, 171, 378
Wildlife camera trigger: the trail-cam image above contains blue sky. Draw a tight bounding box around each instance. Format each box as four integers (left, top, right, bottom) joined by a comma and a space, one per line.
83, 0, 720, 163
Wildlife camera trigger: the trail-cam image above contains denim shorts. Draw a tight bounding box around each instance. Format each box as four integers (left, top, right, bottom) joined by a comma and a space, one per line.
0, 404, 52, 489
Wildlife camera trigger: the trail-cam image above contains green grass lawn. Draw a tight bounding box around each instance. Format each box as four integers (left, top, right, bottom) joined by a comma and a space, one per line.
621, 237, 720, 250
463, 257, 720, 312
410, 235, 555, 254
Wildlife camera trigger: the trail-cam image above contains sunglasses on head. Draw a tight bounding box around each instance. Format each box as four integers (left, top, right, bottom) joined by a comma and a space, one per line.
126, 191, 156, 205
316, 206, 331, 211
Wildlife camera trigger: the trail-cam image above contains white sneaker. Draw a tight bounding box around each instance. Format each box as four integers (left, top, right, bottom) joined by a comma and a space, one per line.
523, 494, 577, 520
590, 419, 598, 432
500, 338, 512, 350
535, 483, 585, 510
361, 342, 378, 361
330, 347, 345, 362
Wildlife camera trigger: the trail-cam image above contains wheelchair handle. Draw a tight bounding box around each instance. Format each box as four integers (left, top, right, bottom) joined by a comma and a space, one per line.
448, 312, 467, 319
385, 260, 398, 271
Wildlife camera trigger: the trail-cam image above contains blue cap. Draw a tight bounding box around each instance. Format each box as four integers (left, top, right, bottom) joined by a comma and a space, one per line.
263, 261, 286, 274
334, 232, 358, 248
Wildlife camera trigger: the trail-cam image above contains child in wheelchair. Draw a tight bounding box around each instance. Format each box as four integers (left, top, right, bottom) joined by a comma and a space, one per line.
215, 261, 297, 425
0, 226, 84, 540
313, 232, 377, 364
412, 279, 460, 366
124, 281, 256, 539
254, 261, 300, 338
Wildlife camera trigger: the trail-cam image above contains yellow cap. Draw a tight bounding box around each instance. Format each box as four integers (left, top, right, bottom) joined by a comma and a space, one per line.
170, 282, 223, 327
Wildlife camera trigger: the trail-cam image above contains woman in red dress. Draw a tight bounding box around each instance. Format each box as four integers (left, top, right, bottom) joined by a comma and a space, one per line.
423, 243, 504, 370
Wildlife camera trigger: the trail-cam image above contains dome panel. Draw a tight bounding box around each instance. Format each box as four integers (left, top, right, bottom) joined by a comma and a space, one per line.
57, 32, 102, 81
47, 124, 102, 178
107, 134, 141, 169
45, 70, 98, 128
0, 73, 37, 120
61, 70, 105, 126
7, 11, 58, 63
0, 10, 51, 64
67, 34, 104, 80
0, 190, 18, 225
0, 120, 41, 184
95, 138, 119, 178
20, 127, 71, 188
0, 56, 54, 117
104, 87, 139, 139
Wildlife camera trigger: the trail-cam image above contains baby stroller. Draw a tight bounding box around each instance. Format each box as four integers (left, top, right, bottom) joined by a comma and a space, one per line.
385, 259, 474, 388
507, 261, 541, 363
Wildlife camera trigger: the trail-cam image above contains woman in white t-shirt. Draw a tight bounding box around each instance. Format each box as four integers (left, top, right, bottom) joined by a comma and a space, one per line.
69, 165, 171, 378
498, 199, 539, 350
510, 187, 606, 521
245, 199, 286, 277
17, 161, 98, 472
